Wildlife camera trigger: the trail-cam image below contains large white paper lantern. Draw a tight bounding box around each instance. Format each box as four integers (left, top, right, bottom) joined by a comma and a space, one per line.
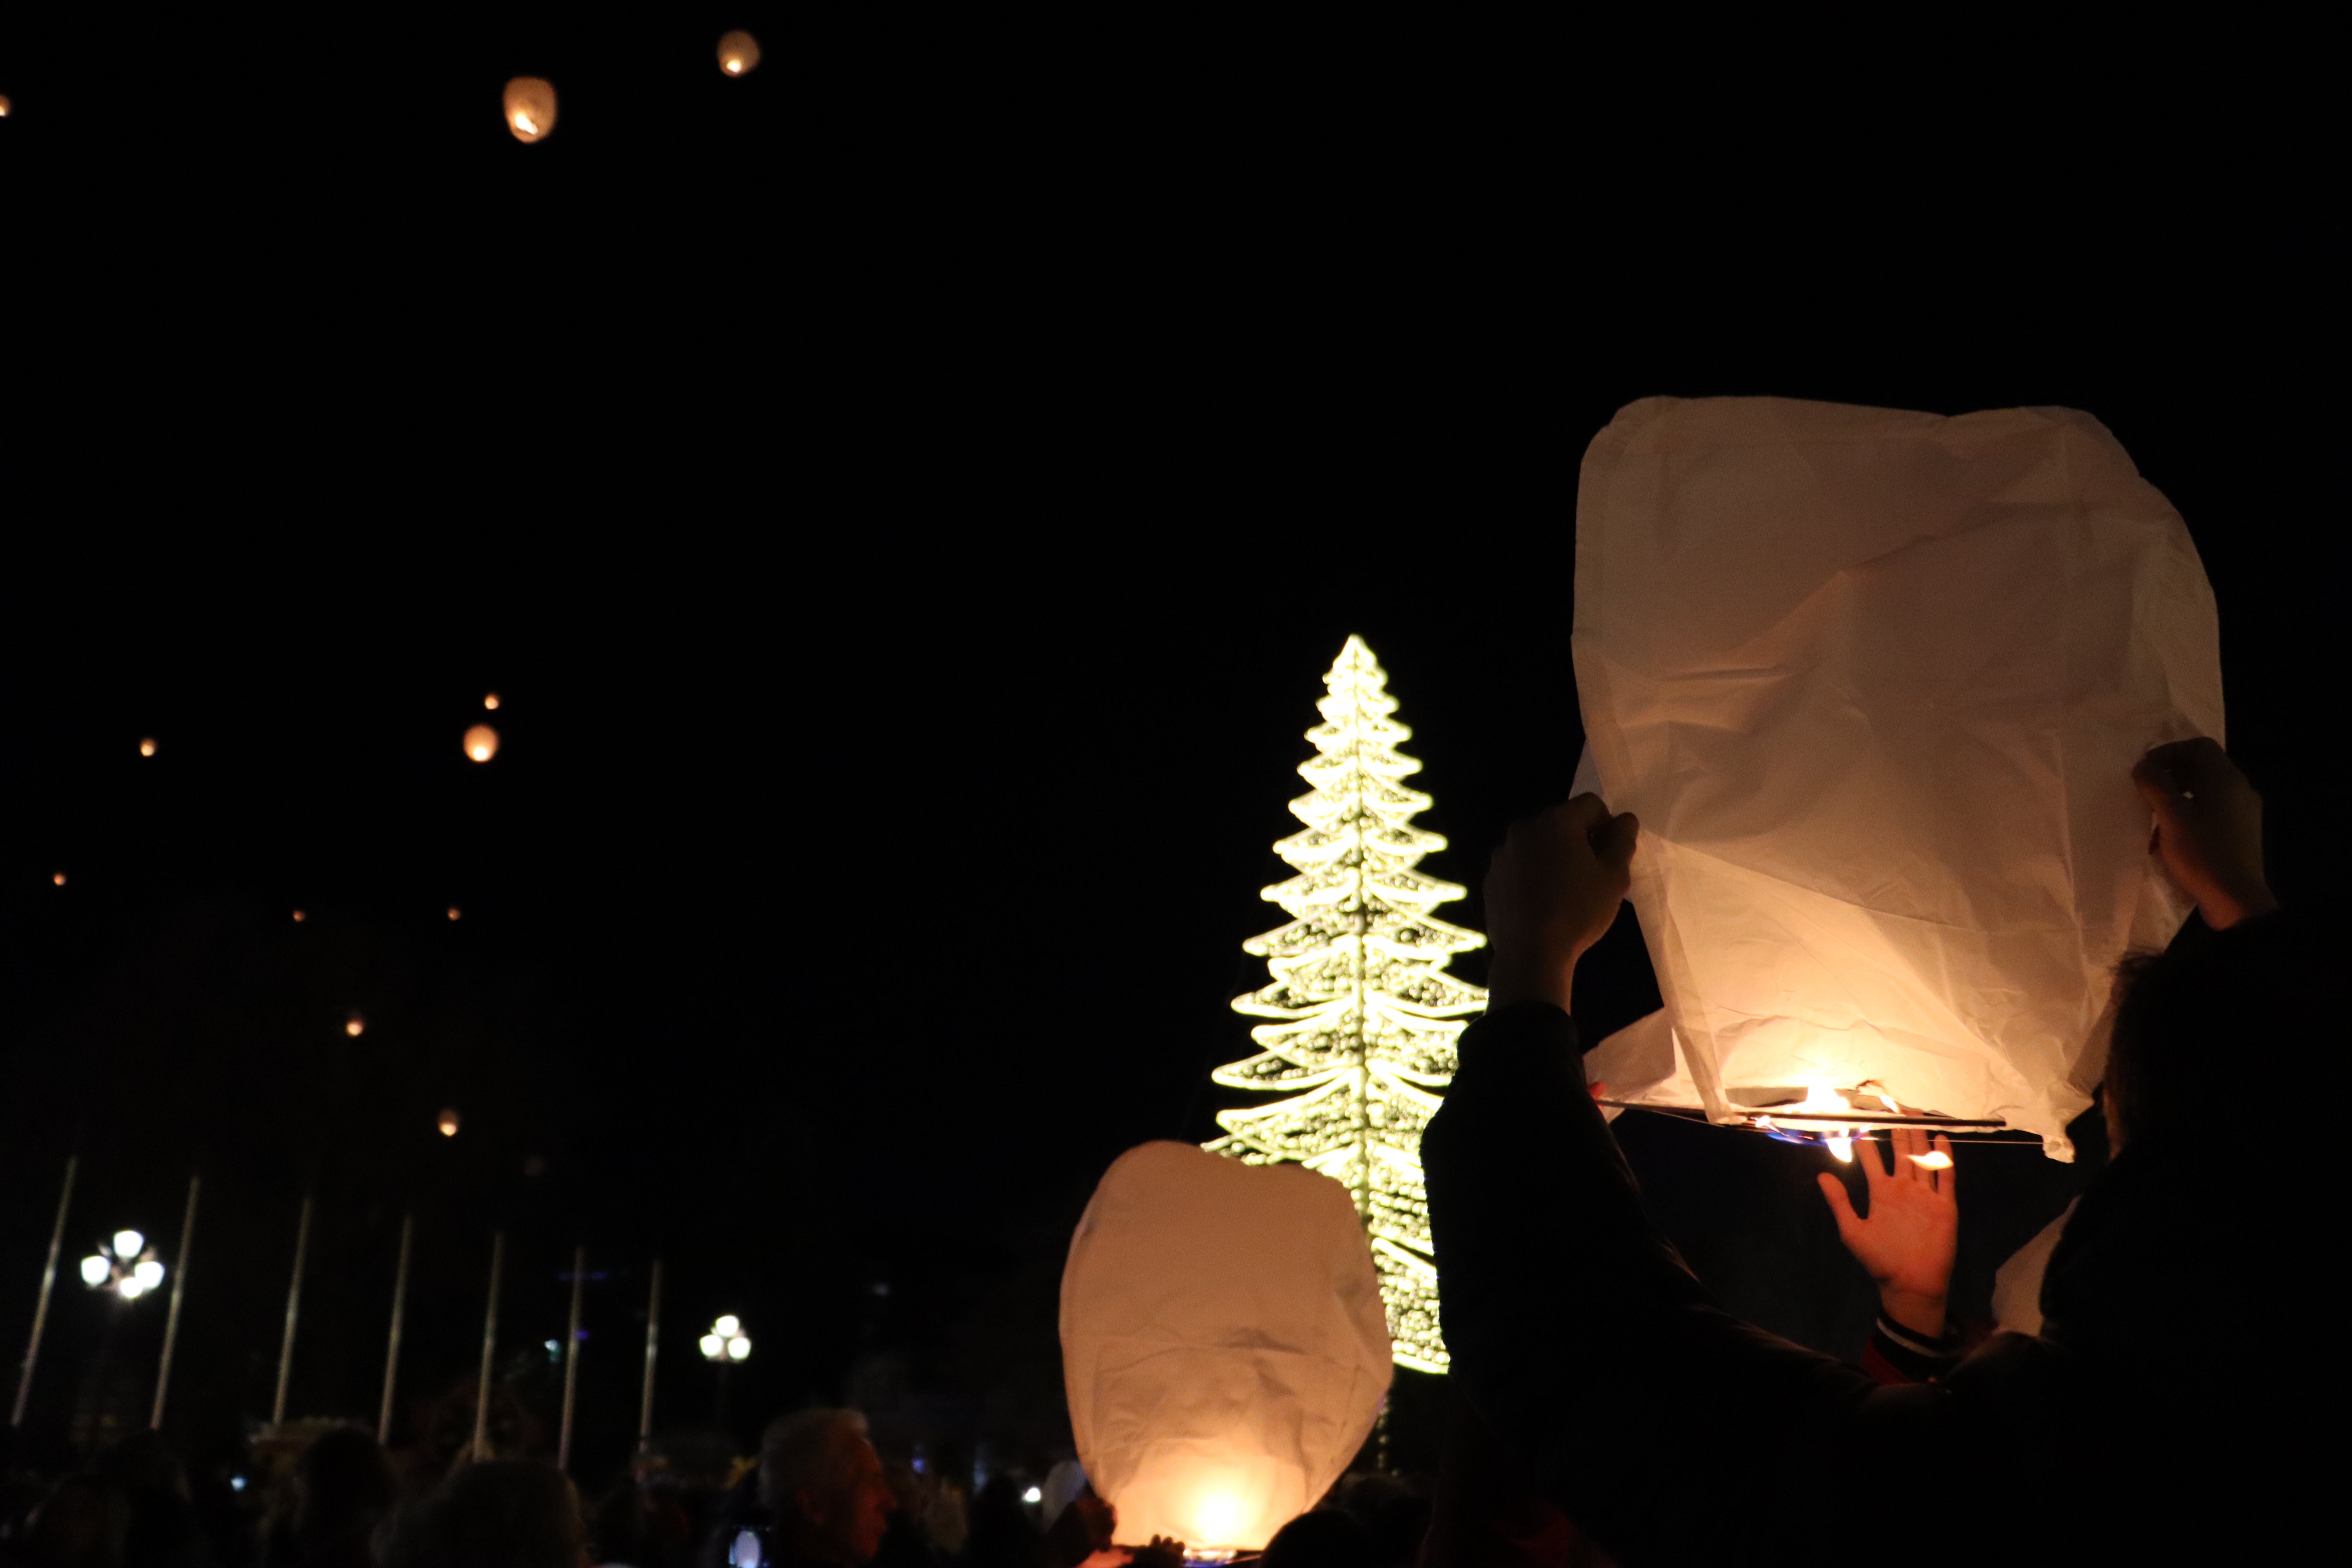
1060, 1142, 1389, 1552
1574, 397, 2220, 1159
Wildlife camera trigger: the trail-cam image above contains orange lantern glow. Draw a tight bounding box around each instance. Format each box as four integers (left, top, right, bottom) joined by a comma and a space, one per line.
717, 31, 761, 76
464, 724, 499, 762
292, 909, 307, 923
139, 737, 157, 757
446, 906, 463, 921
0, 96, 13, 117
503, 77, 557, 143
52, 872, 66, 886
438, 1108, 461, 1138
345, 1016, 365, 1037
483, 692, 500, 710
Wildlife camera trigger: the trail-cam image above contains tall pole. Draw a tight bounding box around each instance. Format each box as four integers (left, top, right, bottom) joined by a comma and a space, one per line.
271, 1193, 316, 1428
377, 1213, 414, 1445
149, 1173, 202, 1429
470, 1231, 504, 1461
637, 1256, 662, 1455
557, 1243, 585, 1472
11, 1154, 78, 1427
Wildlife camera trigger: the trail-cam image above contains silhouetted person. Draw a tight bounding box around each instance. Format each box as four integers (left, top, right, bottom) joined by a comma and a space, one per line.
92, 1432, 208, 1568
379, 1459, 591, 1568
955, 1477, 1039, 1568
590, 1477, 659, 1567
18, 1475, 130, 1568
1423, 739, 2325, 1564
1263, 1509, 1375, 1568
260, 1426, 393, 1568
757, 1410, 894, 1567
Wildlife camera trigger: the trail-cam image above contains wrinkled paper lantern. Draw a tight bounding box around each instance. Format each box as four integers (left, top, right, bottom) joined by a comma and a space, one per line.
1061, 1142, 1389, 1552
438, 1107, 461, 1137
503, 77, 557, 143
1573, 397, 2220, 1159
717, 31, 761, 76
463, 724, 499, 762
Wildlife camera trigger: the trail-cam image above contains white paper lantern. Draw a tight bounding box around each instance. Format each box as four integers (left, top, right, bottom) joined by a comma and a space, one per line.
1060, 1142, 1389, 1552
717, 31, 761, 76
1573, 397, 2220, 1158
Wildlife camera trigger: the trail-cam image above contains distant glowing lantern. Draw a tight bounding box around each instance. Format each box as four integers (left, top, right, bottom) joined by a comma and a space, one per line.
1062, 1143, 1389, 1553
438, 1108, 461, 1137
503, 77, 557, 143
447, 906, 462, 921
139, 737, 157, 757
292, 909, 307, 923
53, 873, 65, 886
79, 1255, 110, 1287
345, 1016, 365, 1037
464, 724, 499, 762
1573, 397, 2222, 1160
0, 96, 12, 117
717, 31, 761, 76
483, 693, 500, 710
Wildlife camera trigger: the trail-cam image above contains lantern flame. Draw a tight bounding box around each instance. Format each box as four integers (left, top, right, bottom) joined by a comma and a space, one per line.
717, 30, 762, 75
1825, 1132, 1854, 1161
1193, 1492, 1244, 1548
1909, 1150, 1953, 1169
502, 78, 557, 143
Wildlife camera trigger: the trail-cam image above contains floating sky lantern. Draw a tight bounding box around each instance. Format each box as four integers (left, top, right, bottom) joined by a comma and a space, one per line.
1062, 1142, 1389, 1554
345, 1016, 365, 1038
503, 78, 557, 143
0, 96, 13, 118
139, 738, 157, 757
717, 31, 762, 76
464, 724, 499, 762
437, 1108, 461, 1138
483, 693, 500, 710
1573, 397, 2222, 1159
446, 906, 462, 921
292, 909, 307, 923
52, 873, 65, 887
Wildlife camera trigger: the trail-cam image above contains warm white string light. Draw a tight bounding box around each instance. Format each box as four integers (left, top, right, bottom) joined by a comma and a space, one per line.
1205, 636, 1485, 1373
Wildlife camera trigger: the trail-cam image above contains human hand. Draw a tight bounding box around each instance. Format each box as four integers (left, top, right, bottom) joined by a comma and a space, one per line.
2132, 737, 2276, 929
1124, 1535, 1185, 1568
1816, 1128, 1956, 1339
1484, 795, 1639, 1013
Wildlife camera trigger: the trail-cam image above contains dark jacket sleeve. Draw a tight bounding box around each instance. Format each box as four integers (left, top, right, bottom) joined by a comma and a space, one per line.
1424, 1004, 1970, 1566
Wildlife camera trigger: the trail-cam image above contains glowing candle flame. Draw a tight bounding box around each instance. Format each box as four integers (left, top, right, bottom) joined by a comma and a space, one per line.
502, 78, 557, 143
1909, 1150, 1953, 1169
1826, 1132, 1854, 1162
717, 30, 761, 76
1193, 1492, 1244, 1547
1796, 1081, 1849, 1113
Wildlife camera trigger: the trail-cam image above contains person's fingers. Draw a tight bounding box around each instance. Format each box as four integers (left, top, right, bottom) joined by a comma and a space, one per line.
1860, 1125, 1891, 1195
1817, 1171, 1862, 1243
1594, 810, 1640, 877
1552, 793, 1613, 835
1933, 1133, 1955, 1201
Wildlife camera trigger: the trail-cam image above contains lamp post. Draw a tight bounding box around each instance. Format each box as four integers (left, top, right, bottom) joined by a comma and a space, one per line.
80, 1230, 166, 1302
698, 1316, 750, 1431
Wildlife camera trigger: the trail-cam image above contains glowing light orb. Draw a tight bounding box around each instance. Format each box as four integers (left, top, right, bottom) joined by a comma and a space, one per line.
713, 1314, 740, 1337
292, 909, 307, 922
464, 724, 499, 762
113, 1230, 144, 1259
0, 96, 12, 117
117, 1276, 147, 1299
447, 906, 462, 920
139, 737, 157, 757
133, 1259, 164, 1290
1192, 1492, 1244, 1548
1022, 1486, 1043, 1505
702, 1317, 751, 1361
717, 31, 761, 75
345, 1017, 364, 1037
483, 693, 500, 710
80, 1256, 110, 1287
1910, 1150, 1954, 1170
438, 1108, 461, 1137
503, 77, 557, 143
728, 1334, 751, 1359
699, 1333, 722, 1358
53, 873, 65, 886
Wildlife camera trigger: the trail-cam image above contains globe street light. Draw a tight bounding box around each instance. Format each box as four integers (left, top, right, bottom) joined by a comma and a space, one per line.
700, 1315, 750, 1430
81, 1230, 164, 1301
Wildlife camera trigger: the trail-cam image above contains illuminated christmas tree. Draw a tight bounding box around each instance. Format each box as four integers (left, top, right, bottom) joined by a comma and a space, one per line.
1206, 635, 1486, 1372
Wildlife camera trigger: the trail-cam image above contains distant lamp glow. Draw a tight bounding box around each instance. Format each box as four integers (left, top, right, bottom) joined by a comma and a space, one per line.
483, 693, 500, 710
702, 1317, 751, 1363
503, 77, 557, 143
1021, 1486, 1043, 1505
114, 1230, 144, 1259
117, 1276, 147, 1300
447, 906, 462, 921
464, 724, 499, 762
717, 31, 761, 75
139, 737, 157, 757
80, 1255, 111, 1287
53, 872, 66, 886
345, 1016, 365, 1037
438, 1108, 461, 1137
134, 1259, 164, 1290
83, 1231, 162, 1299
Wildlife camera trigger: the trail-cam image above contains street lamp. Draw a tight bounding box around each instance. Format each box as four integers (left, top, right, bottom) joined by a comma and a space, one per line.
81, 1230, 165, 1301
700, 1315, 750, 1430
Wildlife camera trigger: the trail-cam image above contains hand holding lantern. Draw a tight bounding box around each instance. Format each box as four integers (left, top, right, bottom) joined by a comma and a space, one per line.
2133, 737, 2276, 930
1817, 1128, 1958, 1339
1483, 795, 1639, 1014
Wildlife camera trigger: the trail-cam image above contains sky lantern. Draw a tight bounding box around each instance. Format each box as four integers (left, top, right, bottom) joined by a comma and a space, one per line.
483, 692, 500, 710
464, 724, 499, 762
139, 737, 157, 757
345, 1015, 365, 1038
291, 909, 307, 923
1062, 1142, 1389, 1553
717, 31, 761, 76
437, 1108, 461, 1137
503, 77, 557, 143
52, 873, 65, 887
446, 906, 462, 921
1, 96, 13, 117
1572, 397, 2222, 1159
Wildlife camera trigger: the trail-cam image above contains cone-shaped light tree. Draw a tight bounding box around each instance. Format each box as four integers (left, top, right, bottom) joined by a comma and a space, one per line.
1206, 635, 1486, 1372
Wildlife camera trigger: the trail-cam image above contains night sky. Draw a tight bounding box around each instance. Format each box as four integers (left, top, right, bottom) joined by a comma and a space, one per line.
3, 11, 2340, 1483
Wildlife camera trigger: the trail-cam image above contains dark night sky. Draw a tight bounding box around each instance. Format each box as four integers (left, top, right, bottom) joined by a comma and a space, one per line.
2, 10, 2341, 1479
